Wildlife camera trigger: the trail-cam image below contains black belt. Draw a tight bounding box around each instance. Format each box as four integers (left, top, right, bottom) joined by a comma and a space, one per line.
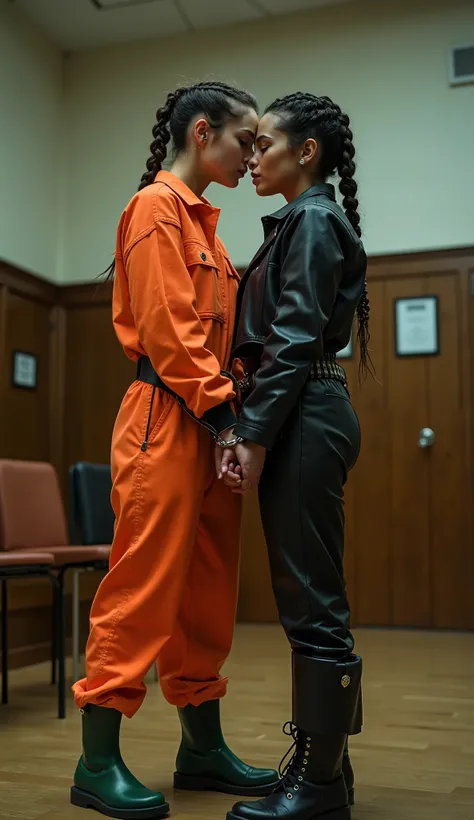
308, 355, 347, 383
136, 357, 237, 393
136, 356, 172, 392
237, 354, 346, 395
136, 357, 237, 441
136, 355, 347, 436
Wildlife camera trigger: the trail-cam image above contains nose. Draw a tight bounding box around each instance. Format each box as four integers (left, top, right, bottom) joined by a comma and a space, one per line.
248, 152, 258, 170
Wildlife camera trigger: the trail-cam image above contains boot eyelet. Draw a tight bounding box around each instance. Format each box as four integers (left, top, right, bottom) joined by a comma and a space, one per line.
294, 785, 299, 791
303, 758, 308, 764
306, 736, 311, 741
305, 743, 311, 749
301, 768, 306, 773
298, 776, 303, 781
287, 793, 293, 800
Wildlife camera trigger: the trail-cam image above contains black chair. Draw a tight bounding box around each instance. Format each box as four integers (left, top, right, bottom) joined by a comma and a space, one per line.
68, 462, 113, 682
69, 462, 115, 546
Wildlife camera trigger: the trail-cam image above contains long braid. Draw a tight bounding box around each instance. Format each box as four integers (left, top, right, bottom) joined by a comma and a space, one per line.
335, 109, 373, 381
138, 87, 187, 191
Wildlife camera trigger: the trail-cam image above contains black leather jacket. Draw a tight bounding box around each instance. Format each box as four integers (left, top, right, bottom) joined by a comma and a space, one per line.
232, 184, 367, 450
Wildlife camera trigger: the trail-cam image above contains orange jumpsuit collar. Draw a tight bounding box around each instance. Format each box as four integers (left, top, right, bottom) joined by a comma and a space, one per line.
154, 170, 220, 214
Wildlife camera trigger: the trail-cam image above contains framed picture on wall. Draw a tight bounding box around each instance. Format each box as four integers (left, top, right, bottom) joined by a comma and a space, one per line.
394, 296, 440, 357
12, 350, 38, 390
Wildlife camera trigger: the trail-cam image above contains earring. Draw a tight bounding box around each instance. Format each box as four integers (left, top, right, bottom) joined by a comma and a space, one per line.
299, 159, 305, 165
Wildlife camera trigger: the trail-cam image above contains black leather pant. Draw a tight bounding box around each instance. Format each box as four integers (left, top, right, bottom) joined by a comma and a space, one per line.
259, 378, 362, 735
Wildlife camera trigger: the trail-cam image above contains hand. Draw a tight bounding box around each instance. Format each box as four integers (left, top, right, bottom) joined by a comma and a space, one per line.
229, 441, 266, 494
214, 427, 243, 489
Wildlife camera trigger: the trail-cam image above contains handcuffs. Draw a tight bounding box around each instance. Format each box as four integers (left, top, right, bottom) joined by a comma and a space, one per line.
213, 365, 255, 448
214, 432, 244, 449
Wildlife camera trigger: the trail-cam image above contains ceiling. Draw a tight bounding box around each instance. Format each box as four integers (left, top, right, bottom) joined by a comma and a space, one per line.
14, 0, 353, 51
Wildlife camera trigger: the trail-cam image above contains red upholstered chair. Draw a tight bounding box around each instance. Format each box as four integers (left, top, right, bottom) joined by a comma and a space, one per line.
0, 460, 111, 718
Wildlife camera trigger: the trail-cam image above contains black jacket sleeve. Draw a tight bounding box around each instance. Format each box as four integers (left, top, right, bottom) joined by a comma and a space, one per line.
234, 206, 344, 449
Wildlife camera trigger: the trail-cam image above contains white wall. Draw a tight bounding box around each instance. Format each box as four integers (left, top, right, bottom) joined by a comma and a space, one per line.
0, 2, 63, 280
3, 0, 471, 283
60, 0, 474, 283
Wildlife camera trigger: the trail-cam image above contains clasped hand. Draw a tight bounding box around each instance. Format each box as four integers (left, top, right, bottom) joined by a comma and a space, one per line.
214, 435, 266, 495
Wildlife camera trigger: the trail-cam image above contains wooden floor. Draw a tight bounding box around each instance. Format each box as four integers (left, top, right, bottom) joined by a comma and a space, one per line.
1, 625, 474, 820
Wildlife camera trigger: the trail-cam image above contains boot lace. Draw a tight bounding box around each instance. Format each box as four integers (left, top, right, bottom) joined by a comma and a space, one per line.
276, 722, 311, 800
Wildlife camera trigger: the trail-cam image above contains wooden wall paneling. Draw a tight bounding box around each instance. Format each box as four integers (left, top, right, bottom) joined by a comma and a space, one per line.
428, 271, 473, 628
352, 278, 393, 626
49, 304, 67, 483
339, 341, 358, 620
1, 291, 52, 462
0, 260, 57, 304
386, 276, 431, 627
63, 300, 134, 472
237, 492, 279, 622
0, 284, 7, 449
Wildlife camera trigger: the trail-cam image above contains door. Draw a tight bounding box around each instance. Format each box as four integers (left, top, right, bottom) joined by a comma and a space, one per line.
345, 267, 473, 629
238, 254, 474, 629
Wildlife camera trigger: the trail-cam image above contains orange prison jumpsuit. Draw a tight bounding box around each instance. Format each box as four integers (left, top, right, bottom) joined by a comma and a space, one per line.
73, 171, 242, 719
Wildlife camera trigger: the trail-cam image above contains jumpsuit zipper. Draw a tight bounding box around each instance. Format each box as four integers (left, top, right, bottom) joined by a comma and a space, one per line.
141, 386, 156, 451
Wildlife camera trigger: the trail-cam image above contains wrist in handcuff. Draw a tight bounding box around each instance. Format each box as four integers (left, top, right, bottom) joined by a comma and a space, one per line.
214, 427, 244, 448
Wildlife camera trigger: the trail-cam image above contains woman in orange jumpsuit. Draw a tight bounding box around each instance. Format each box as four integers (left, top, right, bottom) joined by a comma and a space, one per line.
71, 81, 278, 820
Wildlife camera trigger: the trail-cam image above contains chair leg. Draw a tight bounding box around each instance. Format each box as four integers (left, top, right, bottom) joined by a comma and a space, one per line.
56, 573, 66, 719
51, 579, 57, 685
72, 569, 81, 683
1, 580, 8, 705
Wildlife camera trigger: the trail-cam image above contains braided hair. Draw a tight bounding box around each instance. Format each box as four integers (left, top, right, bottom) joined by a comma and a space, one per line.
266, 92, 373, 381
103, 81, 257, 279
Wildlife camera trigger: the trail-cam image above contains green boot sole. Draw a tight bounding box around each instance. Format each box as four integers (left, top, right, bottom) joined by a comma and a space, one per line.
173, 770, 280, 797
70, 785, 169, 819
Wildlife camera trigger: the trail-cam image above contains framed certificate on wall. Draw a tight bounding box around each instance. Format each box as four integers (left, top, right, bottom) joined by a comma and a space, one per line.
12, 350, 38, 389
394, 296, 439, 357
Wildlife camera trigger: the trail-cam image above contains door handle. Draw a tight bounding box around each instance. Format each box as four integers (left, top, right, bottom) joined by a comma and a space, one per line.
419, 428, 435, 448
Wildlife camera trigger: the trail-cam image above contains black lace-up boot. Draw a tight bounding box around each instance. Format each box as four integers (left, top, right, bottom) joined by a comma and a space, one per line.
227, 653, 362, 820
342, 743, 354, 806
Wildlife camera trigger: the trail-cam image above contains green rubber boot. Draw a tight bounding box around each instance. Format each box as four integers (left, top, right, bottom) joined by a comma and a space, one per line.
173, 699, 279, 796
70, 704, 169, 819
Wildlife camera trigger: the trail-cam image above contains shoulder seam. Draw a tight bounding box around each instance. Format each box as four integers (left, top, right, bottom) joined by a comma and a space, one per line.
293, 200, 352, 235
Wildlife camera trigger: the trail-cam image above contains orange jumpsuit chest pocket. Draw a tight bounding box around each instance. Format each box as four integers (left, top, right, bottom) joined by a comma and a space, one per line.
183, 241, 225, 323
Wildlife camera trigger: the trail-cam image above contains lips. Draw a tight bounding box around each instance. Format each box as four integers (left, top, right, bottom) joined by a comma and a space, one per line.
251, 175, 260, 186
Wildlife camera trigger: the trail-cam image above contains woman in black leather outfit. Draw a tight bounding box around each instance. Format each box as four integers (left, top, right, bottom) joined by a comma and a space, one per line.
219, 93, 371, 820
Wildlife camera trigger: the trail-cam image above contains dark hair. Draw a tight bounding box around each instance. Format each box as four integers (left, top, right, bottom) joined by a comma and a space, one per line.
102, 81, 257, 281
266, 92, 373, 381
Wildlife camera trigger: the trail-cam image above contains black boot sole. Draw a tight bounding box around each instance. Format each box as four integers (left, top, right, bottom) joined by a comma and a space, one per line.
173, 771, 280, 796
70, 787, 169, 819
226, 807, 351, 820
